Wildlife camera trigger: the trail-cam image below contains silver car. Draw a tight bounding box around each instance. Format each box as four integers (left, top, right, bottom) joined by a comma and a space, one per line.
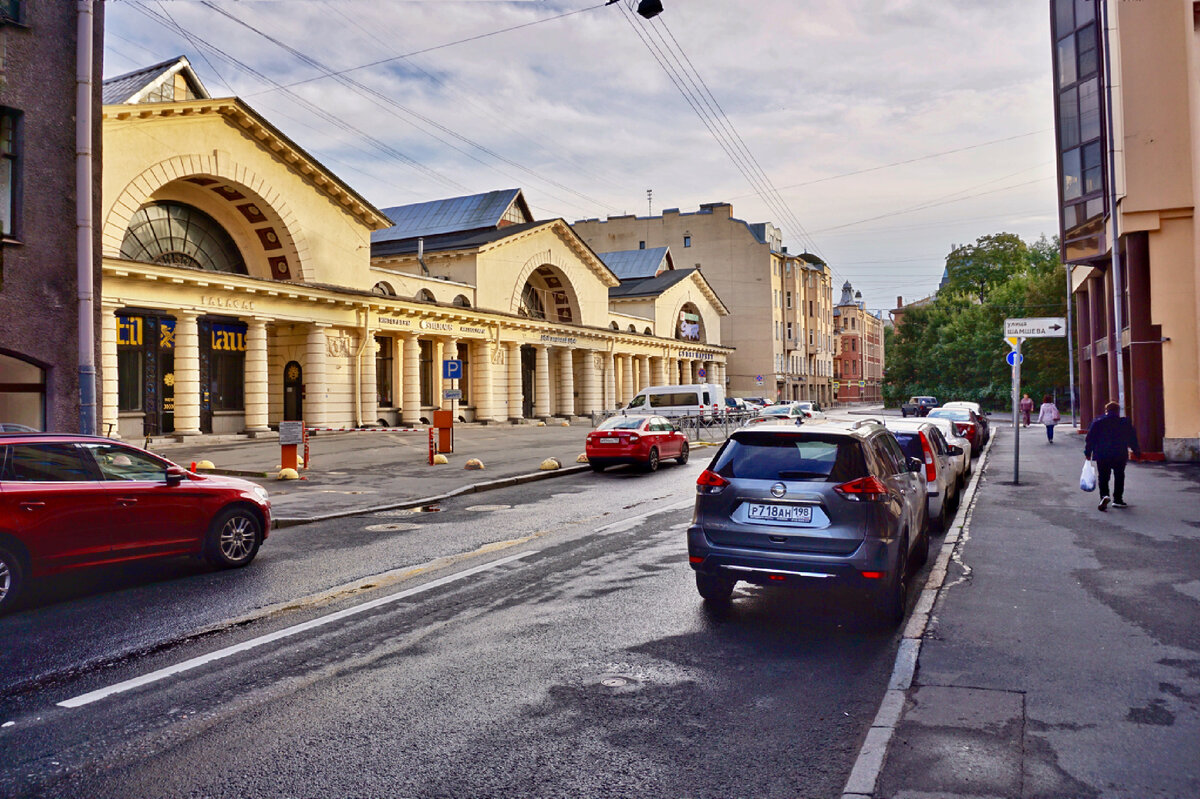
883, 419, 963, 533
688, 419, 929, 626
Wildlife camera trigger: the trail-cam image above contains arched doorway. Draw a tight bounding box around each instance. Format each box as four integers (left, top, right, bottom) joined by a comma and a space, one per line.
283, 361, 303, 421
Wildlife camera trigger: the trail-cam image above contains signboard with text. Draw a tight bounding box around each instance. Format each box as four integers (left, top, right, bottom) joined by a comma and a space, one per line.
1004, 317, 1066, 338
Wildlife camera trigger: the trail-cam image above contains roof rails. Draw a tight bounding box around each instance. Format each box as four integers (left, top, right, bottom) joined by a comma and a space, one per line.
851, 418, 884, 429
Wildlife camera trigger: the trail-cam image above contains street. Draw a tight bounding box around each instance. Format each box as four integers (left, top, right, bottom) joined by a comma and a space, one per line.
0, 456, 924, 799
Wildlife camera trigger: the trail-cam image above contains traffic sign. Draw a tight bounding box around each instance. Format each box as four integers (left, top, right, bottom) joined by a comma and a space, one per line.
442, 359, 463, 379
1006, 351, 1024, 366
697, 367, 706, 378
1005, 336, 1019, 350
755, 374, 764, 386
1004, 317, 1066, 338
858, 380, 865, 387
832, 381, 840, 388
443, 389, 462, 400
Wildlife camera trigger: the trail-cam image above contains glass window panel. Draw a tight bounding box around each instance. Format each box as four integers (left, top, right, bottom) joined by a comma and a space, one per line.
1057, 36, 1076, 88
1054, 0, 1074, 35
1079, 77, 1101, 142
1062, 147, 1083, 201
375, 336, 393, 407
1059, 87, 1079, 149
7, 444, 93, 482
1077, 24, 1098, 79
1075, 0, 1094, 26
117, 348, 143, 411
82, 443, 168, 481
1085, 197, 1105, 220
210, 350, 245, 411
1083, 141, 1103, 194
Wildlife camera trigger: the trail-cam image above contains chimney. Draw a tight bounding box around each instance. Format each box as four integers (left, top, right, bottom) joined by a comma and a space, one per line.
897, 296, 903, 308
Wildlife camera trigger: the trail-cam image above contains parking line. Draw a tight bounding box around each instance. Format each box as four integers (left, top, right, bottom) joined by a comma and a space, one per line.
57, 550, 538, 709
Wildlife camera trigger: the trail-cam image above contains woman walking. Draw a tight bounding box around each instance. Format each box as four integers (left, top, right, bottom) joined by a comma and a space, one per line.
1037, 393, 1061, 443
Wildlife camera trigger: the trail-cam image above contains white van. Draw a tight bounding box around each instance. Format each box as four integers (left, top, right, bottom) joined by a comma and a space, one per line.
624, 383, 726, 419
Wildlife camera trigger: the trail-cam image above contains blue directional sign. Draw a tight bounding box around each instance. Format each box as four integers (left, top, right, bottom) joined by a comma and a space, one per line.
443, 359, 463, 379
1006, 351, 1024, 366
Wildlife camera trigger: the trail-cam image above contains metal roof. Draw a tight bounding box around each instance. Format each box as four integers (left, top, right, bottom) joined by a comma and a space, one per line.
597, 247, 671, 281
609, 268, 695, 298
102, 56, 210, 105
373, 189, 527, 244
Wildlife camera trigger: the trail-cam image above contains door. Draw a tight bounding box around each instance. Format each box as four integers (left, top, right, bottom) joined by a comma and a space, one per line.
283, 361, 303, 421
520, 345, 535, 418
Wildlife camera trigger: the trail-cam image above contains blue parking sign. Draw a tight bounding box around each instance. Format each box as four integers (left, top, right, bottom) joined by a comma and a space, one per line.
443, 359, 463, 379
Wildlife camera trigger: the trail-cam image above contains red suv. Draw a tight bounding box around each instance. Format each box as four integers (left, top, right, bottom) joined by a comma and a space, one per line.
0, 434, 271, 613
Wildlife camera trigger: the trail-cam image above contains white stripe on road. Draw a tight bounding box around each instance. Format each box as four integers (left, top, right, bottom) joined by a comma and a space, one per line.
593, 498, 695, 535
58, 550, 538, 709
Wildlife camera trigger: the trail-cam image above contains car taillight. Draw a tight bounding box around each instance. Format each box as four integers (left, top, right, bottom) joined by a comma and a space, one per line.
955, 422, 972, 436
628, 434, 639, 443
920, 432, 936, 482
834, 475, 889, 502
696, 469, 729, 494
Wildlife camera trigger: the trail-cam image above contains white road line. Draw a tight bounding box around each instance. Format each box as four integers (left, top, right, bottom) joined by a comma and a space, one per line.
57, 550, 538, 710
594, 498, 695, 534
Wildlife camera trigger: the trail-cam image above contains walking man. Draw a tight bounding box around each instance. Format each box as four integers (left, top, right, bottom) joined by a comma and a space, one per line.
1084, 400, 1141, 511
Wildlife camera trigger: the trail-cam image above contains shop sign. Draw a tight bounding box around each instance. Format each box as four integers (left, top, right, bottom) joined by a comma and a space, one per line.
160, 319, 176, 350
539, 333, 578, 346
678, 350, 713, 361
201, 294, 255, 312
210, 322, 247, 352
378, 316, 414, 330
678, 310, 701, 341
117, 316, 142, 347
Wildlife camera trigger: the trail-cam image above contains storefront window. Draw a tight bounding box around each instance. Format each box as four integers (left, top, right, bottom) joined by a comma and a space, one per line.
117, 316, 144, 412
208, 322, 246, 411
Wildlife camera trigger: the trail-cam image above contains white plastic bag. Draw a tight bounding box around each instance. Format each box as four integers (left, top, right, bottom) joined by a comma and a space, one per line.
1080, 459, 1097, 492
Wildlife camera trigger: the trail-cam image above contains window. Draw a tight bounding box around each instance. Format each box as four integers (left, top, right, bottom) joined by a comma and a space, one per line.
638, 241, 645, 250
809, 300, 814, 317
209, 323, 246, 411
787, 322, 793, 340
683, 235, 691, 248
120, 202, 246, 273
786, 291, 792, 309
3, 444, 93, 482
1053, 0, 1105, 248
0, 1, 23, 24
372, 282, 396, 296
116, 316, 144, 412
82, 443, 168, 482
0, 350, 44, 429
376, 336, 393, 407
0, 108, 19, 238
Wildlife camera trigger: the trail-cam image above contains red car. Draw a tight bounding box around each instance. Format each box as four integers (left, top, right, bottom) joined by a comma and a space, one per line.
0, 434, 271, 613
585, 415, 690, 472
926, 407, 984, 457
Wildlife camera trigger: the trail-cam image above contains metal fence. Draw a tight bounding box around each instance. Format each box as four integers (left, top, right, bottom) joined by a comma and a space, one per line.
589, 408, 758, 443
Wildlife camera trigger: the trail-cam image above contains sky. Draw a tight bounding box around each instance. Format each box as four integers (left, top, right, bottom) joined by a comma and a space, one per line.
103, 0, 1061, 313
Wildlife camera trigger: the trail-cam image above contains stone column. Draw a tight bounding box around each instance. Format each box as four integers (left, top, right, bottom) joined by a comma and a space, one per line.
559, 347, 576, 417
621, 354, 635, 403
604, 352, 616, 409
475, 339, 495, 422
360, 332, 378, 428
304, 323, 329, 427
534, 344, 551, 418
639, 355, 651, 391
244, 319, 270, 433
580, 351, 600, 417
652, 355, 667, 387
402, 334, 421, 425
507, 342, 523, 421
100, 305, 120, 438
173, 312, 201, 435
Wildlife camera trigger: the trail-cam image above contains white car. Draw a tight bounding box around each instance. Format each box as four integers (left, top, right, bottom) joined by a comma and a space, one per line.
794, 401, 825, 419
884, 418, 963, 533
918, 416, 973, 486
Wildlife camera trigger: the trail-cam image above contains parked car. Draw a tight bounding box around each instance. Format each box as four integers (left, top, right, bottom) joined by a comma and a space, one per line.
724, 397, 750, 412
900, 396, 938, 417
918, 416, 973, 484
585, 415, 689, 472
0, 423, 39, 433
926, 407, 985, 456
743, 397, 773, 408
745, 403, 809, 425
883, 419, 962, 533
794, 401, 825, 419
0, 433, 271, 614
624, 383, 725, 420
941, 401, 990, 445
688, 419, 929, 627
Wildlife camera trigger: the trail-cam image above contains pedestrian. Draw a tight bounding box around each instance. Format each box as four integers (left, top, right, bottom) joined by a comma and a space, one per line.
1084, 400, 1141, 511
1037, 394, 1061, 443
1019, 393, 1034, 427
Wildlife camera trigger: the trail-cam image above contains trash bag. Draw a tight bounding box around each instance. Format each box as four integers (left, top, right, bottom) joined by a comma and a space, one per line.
1080, 459, 1097, 492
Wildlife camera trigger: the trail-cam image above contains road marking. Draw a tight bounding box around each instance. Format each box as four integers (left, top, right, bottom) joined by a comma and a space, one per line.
593, 498, 695, 534
57, 550, 538, 710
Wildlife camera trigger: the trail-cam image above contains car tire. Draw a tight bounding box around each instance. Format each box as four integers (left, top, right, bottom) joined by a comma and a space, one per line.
645, 447, 660, 472
875, 534, 909, 628
0, 545, 25, 615
588, 460, 607, 472
912, 525, 930, 569
205, 506, 263, 569
930, 500, 948, 535
695, 573, 735, 604
676, 442, 689, 465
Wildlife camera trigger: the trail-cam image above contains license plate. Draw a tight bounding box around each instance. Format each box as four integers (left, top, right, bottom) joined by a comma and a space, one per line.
747, 503, 812, 523
599, 437, 619, 444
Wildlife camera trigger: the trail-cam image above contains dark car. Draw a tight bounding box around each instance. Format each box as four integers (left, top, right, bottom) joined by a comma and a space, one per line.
687, 419, 929, 626
0, 434, 271, 613
900, 396, 938, 417
585, 415, 689, 472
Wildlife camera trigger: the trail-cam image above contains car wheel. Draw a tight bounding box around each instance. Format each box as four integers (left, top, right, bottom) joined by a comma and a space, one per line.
588, 460, 607, 473
930, 500, 948, 535
645, 447, 660, 472
0, 545, 25, 615
875, 534, 909, 628
695, 573, 735, 604
205, 506, 263, 569
676, 441, 689, 465
912, 525, 930, 569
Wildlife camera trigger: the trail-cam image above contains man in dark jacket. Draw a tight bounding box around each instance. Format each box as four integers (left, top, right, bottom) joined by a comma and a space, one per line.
1084, 401, 1141, 511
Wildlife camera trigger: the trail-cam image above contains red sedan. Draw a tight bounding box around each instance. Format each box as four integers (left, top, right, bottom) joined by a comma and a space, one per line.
927, 407, 984, 457
0, 433, 271, 613
585, 415, 690, 472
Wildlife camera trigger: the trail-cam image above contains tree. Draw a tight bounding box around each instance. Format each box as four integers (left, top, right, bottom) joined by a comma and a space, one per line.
941, 233, 1029, 303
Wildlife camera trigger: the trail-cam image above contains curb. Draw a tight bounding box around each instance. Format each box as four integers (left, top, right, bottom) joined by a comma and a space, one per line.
272, 464, 591, 528
841, 430, 997, 799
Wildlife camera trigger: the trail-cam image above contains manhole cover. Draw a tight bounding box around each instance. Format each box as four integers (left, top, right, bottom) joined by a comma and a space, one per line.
601, 677, 629, 688
363, 523, 418, 532
591, 673, 641, 693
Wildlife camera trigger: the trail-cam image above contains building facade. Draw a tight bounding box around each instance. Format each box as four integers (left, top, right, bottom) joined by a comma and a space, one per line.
99, 59, 729, 439
1050, 0, 1200, 460
833, 282, 884, 403
0, 1, 104, 432
573, 203, 836, 405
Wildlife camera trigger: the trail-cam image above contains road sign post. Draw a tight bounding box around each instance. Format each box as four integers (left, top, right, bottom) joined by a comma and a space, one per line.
1012, 337, 1021, 485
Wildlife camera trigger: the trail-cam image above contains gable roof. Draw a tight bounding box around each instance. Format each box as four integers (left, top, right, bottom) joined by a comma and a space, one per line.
597, 247, 672, 281
103, 56, 211, 105
608, 268, 729, 315
373, 189, 531, 244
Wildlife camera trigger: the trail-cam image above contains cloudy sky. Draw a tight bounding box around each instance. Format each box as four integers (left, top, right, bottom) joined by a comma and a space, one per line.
104, 0, 1060, 312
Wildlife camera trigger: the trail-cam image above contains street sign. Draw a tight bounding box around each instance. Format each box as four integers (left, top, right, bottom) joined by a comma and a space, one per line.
442, 359, 463, 379
443, 389, 462, 400
1005, 336, 1019, 350
279, 421, 304, 446
858, 380, 865, 387
832, 381, 840, 388
1006, 351, 1024, 366
697, 367, 706, 378
1004, 317, 1066, 338
755, 375, 764, 386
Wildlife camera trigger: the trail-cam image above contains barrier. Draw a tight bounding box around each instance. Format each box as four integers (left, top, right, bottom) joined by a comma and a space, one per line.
304, 427, 421, 433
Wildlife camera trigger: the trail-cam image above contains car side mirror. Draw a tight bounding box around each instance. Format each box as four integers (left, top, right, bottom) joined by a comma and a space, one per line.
907, 457, 924, 473
165, 466, 186, 486
947, 445, 963, 456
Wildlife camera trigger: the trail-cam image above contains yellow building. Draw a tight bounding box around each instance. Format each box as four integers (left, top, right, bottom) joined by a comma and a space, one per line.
99, 58, 729, 438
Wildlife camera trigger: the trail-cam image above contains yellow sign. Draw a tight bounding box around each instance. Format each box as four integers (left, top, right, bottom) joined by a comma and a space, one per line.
117, 316, 142, 347
1005, 336, 1019, 350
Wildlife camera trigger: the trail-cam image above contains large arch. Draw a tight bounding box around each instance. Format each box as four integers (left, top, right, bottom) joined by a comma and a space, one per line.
672, 299, 708, 344
512, 263, 582, 324
102, 155, 310, 281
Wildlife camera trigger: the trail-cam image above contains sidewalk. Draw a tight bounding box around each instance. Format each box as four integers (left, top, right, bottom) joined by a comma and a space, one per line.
870, 423, 1200, 798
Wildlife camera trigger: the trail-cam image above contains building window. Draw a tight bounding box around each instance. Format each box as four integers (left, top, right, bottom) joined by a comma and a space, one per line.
419, 339, 434, 406
0, 350, 44, 430
638, 241, 645, 250
373, 281, 396, 296
376, 336, 393, 407
0, 108, 19, 239
116, 316, 145, 412
786, 291, 792, 309
120, 202, 246, 273
809, 300, 814, 317
0, 1, 22, 25
787, 322, 793, 340
683, 235, 691, 248
1053, 0, 1105, 252
208, 322, 246, 411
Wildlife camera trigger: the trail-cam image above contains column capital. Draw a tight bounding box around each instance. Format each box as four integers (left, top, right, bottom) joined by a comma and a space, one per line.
174, 310, 200, 322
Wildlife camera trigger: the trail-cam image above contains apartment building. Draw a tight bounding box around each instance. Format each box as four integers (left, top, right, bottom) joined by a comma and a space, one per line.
833, 282, 884, 403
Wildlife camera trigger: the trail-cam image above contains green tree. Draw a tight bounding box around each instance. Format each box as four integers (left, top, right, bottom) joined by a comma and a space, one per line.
941, 232, 1029, 303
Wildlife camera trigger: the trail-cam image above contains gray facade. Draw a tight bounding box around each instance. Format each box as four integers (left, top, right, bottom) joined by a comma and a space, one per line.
0, 2, 104, 432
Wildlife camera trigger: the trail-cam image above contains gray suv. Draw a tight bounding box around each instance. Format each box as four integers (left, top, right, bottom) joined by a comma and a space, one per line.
688, 420, 928, 626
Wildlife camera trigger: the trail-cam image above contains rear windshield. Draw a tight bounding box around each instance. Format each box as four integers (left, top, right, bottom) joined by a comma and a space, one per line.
711, 432, 867, 482
890, 432, 923, 460
928, 408, 969, 421
597, 417, 646, 431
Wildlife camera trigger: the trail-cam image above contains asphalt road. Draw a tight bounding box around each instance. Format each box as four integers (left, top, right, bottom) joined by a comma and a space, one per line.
0, 448, 925, 798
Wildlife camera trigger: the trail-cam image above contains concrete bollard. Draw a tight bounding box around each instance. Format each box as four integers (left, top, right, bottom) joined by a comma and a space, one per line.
539, 457, 562, 470
197, 459, 215, 470
464, 458, 485, 470
560, 421, 570, 427
576, 453, 589, 463
432, 454, 449, 465
277, 468, 300, 480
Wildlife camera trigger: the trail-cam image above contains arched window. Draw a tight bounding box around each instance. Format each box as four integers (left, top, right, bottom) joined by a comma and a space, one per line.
518, 283, 545, 319
643, 327, 652, 335
627, 324, 637, 333
609, 322, 619, 330
414, 289, 436, 303
675, 302, 705, 343
0, 351, 45, 430
120, 202, 245, 274
516, 265, 577, 323
451, 294, 471, 308
373, 281, 396, 296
